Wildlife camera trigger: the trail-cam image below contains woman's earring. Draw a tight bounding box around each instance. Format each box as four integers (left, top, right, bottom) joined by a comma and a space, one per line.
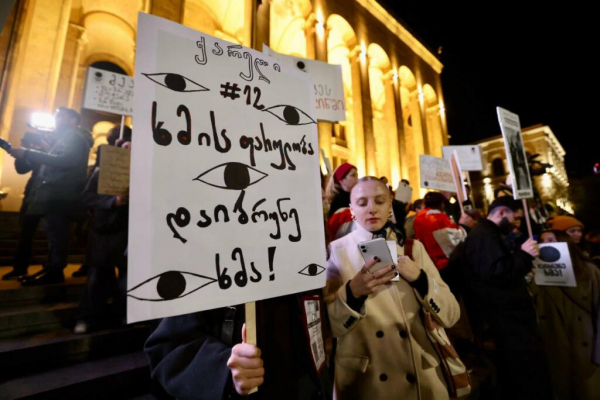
388, 210, 393, 219
351, 214, 357, 221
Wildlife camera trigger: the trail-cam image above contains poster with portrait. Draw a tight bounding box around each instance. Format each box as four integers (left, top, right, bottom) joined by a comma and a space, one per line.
497, 107, 533, 199
128, 14, 326, 323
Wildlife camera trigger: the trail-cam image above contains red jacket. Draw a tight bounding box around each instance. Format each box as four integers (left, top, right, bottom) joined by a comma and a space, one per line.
414, 208, 461, 270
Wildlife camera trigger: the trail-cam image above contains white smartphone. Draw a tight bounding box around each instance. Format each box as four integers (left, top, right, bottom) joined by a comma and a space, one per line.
358, 238, 396, 274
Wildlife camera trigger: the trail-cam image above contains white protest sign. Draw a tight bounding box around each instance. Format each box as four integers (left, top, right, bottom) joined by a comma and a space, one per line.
128, 14, 326, 323
83, 67, 134, 116
320, 148, 333, 175
534, 243, 577, 287
442, 145, 483, 171
449, 151, 467, 210
263, 45, 346, 122
419, 154, 455, 192
98, 145, 131, 196
394, 181, 413, 204
497, 107, 533, 199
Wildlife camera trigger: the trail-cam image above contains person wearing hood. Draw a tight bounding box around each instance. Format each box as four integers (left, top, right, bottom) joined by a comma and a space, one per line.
9, 107, 93, 286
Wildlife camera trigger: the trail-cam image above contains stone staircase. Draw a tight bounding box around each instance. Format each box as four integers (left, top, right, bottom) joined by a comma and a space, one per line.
0, 264, 169, 400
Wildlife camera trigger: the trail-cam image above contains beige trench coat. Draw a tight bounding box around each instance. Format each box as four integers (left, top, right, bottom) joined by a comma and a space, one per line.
324, 225, 460, 400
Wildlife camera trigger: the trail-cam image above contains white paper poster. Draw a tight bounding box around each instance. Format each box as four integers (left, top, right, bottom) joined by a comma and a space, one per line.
263, 46, 346, 122
98, 145, 131, 196
128, 14, 326, 323
497, 107, 533, 199
534, 243, 577, 287
419, 154, 455, 192
442, 145, 483, 171
82, 67, 134, 116
394, 181, 413, 204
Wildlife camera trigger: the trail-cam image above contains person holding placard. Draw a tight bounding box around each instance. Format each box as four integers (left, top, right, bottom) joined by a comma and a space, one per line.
530, 231, 600, 399
462, 196, 552, 400
144, 292, 333, 399
73, 126, 132, 334
324, 177, 462, 399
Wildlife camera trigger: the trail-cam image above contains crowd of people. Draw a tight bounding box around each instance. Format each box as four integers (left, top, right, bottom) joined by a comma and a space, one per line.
2, 119, 600, 399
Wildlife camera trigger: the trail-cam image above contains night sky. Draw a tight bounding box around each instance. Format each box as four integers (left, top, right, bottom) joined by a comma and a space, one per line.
376, 2, 597, 178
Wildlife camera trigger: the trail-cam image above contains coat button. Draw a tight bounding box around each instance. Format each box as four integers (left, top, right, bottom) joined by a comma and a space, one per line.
399, 330, 408, 338
376, 330, 384, 338
406, 373, 416, 383
380, 374, 388, 382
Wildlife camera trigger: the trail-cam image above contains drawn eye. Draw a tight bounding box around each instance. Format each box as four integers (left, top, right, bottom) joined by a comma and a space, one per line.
128, 271, 217, 301
263, 105, 316, 125
298, 263, 325, 276
194, 162, 268, 190
142, 73, 209, 92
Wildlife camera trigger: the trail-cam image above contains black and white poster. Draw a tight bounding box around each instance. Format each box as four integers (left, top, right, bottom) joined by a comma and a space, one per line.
127, 14, 326, 323
497, 107, 533, 199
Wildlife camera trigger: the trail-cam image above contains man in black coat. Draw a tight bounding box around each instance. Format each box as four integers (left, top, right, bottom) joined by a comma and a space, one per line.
462, 196, 551, 400
145, 292, 332, 400
10, 108, 94, 285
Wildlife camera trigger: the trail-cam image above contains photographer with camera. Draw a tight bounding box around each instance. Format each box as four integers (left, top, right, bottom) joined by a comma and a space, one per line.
0, 126, 52, 280
7, 107, 93, 286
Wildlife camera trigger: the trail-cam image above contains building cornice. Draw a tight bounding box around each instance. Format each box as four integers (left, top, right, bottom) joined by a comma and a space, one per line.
355, 0, 443, 74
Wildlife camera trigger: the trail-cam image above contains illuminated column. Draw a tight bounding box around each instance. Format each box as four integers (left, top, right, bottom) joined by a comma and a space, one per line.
254, 0, 270, 51
304, 13, 316, 60
417, 84, 430, 155
392, 71, 407, 181
357, 44, 376, 176
382, 69, 400, 184
348, 45, 366, 177
0, 0, 72, 211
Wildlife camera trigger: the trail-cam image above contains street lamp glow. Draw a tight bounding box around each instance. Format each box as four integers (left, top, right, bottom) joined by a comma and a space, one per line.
30, 112, 55, 130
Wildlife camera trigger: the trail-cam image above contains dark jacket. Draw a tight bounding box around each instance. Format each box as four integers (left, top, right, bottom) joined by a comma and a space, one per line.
14, 158, 40, 206
145, 293, 332, 400
24, 126, 93, 216
463, 218, 536, 320
82, 167, 128, 234
463, 219, 552, 399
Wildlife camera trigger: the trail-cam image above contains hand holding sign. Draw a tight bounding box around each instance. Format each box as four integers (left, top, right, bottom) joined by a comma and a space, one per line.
521, 238, 540, 258
227, 323, 265, 395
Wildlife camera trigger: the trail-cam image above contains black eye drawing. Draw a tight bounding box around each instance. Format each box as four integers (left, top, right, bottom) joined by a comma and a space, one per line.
142, 73, 209, 92
128, 271, 217, 301
298, 263, 325, 276
263, 105, 316, 126
194, 162, 268, 190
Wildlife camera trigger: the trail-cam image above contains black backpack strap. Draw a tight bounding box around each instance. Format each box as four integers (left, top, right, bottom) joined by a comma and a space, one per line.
221, 306, 237, 346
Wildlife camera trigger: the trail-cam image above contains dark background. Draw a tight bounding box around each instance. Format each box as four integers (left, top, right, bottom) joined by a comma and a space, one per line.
377, 3, 600, 228
376, 2, 597, 178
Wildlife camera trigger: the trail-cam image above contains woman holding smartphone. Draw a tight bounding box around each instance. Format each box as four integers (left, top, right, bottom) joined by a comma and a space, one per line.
324, 177, 460, 400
